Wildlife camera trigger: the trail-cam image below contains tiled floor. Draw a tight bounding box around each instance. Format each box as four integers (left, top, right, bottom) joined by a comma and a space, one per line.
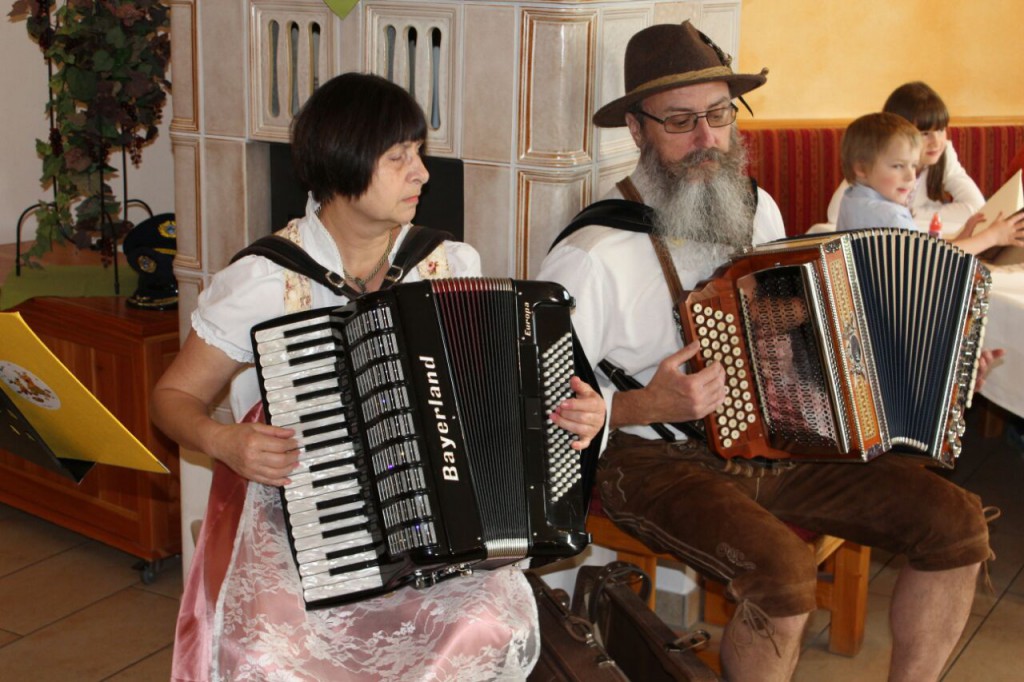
0, 400, 1021, 681
790, 402, 1024, 682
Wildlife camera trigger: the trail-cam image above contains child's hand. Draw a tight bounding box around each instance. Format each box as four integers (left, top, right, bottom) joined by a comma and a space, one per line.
982, 210, 1024, 247
953, 210, 1024, 255
975, 348, 1005, 392
958, 213, 986, 239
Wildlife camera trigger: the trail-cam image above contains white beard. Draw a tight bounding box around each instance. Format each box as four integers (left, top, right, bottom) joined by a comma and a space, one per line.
632, 128, 756, 272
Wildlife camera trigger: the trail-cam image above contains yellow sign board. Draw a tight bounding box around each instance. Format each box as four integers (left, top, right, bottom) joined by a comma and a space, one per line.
0, 312, 169, 480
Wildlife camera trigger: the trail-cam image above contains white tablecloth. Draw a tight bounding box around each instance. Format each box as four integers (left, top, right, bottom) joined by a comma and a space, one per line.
978, 263, 1024, 417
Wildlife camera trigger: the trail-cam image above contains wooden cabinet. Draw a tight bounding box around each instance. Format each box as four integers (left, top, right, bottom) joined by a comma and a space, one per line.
0, 297, 181, 566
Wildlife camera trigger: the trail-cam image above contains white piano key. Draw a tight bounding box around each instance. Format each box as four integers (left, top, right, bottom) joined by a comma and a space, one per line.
302, 564, 383, 589
291, 412, 347, 434
298, 548, 380, 577
294, 526, 375, 555
293, 445, 357, 475
284, 473, 363, 503
303, 572, 384, 601
285, 485, 363, 514
262, 360, 338, 389
254, 313, 334, 343
285, 462, 360, 490
295, 427, 351, 450
266, 377, 340, 404
260, 352, 335, 378
288, 498, 366, 528
295, 530, 378, 566
259, 341, 337, 368
269, 399, 346, 426
291, 513, 370, 543
256, 327, 333, 355
269, 392, 345, 416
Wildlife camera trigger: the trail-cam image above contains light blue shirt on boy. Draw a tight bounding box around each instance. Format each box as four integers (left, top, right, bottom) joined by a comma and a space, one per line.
836, 183, 919, 232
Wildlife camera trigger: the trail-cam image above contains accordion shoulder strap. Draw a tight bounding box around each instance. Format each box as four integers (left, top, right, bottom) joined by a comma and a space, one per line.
231, 225, 453, 297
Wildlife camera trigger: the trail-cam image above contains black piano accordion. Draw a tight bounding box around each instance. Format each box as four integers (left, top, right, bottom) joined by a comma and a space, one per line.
251, 278, 594, 609
680, 228, 991, 468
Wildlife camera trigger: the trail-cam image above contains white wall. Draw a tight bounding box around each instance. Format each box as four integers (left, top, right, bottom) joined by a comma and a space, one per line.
0, 19, 176, 248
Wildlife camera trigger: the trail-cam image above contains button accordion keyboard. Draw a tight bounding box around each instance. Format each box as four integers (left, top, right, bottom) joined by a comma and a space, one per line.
680, 228, 990, 468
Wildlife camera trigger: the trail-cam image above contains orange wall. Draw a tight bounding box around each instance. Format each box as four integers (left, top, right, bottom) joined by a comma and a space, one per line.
738, 0, 1024, 122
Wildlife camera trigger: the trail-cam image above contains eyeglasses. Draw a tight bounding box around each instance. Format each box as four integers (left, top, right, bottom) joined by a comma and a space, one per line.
634, 103, 738, 134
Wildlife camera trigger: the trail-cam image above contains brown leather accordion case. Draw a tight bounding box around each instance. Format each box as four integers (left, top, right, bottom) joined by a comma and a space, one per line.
680, 228, 990, 468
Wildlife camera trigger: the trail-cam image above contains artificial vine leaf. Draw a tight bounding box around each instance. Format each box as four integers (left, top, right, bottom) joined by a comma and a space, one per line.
41, 154, 63, 183
11, 0, 171, 265
93, 49, 115, 72
106, 25, 126, 49
64, 66, 97, 100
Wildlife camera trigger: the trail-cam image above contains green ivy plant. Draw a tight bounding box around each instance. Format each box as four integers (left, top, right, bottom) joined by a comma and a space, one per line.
9, 0, 170, 266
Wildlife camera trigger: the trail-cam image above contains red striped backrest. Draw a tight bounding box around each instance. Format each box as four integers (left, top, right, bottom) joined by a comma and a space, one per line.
741, 127, 846, 236
949, 126, 1024, 198
741, 124, 1024, 236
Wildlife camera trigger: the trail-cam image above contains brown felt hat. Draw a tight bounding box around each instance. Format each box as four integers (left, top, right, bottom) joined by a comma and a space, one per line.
593, 21, 768, 128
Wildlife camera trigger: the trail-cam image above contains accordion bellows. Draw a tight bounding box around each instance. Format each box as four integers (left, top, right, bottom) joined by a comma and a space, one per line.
681, 228, 990, 468
251, 278, 593, 609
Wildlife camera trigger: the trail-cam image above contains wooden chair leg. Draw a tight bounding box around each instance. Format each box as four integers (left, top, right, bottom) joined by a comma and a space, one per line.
825, 541, 870, 656
703, 539, 869, 658
700, 577, 733, 627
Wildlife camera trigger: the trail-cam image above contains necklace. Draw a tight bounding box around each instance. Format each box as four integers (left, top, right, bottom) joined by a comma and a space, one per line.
343, 228, 395, 294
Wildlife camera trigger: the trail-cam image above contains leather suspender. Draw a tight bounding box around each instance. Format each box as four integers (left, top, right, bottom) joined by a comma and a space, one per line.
615, 178, 689, 308
611, 178, 704, 442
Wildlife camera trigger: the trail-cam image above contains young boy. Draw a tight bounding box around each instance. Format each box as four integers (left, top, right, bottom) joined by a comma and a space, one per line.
836, 112, 921, 232
837, 112, 1024, 254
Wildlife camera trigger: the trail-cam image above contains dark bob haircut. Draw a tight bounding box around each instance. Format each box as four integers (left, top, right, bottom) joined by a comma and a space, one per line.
290, 72, 427, 203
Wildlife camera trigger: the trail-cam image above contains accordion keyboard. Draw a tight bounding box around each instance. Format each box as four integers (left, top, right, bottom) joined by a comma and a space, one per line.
254, 311, 387, 604
250, 278, 595, 609
539, 332, 580, 502
688, 302, 759, 449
